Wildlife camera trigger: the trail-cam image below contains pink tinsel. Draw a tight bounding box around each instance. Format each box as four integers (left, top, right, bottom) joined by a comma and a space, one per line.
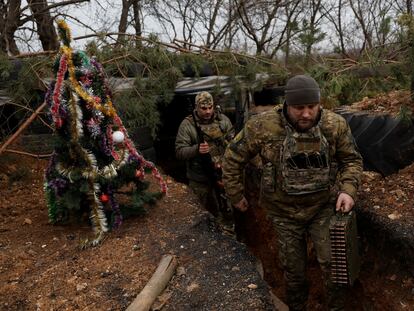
51, 54, 68, 128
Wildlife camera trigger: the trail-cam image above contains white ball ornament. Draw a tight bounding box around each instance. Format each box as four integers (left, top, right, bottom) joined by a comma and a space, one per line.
112, 131, 125, 144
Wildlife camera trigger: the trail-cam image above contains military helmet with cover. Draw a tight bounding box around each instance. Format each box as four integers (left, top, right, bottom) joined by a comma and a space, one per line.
195, 91, 214, 108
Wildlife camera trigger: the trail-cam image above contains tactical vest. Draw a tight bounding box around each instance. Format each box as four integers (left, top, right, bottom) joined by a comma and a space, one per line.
279, 123, 331, 195
188, 114, 229, 163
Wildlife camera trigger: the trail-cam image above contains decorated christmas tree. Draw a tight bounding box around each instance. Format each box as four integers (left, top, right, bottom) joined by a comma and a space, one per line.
44, 20, 166, 247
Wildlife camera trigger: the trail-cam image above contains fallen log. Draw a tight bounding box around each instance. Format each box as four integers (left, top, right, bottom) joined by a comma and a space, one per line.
126, 254, 178, 311
0, 101, 47, 156
4, 148, 52, 158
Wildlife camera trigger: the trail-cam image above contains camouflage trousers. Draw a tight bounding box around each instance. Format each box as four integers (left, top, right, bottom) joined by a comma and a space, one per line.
270, 204, 346, 311
189, 180, 233, 225
189, 180, 219, 216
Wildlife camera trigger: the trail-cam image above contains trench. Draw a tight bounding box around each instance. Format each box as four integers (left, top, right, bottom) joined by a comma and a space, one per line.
154, 139, 414, 309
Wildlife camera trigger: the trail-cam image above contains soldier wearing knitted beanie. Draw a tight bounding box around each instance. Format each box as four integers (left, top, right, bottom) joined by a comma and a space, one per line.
223, 75, 363, 311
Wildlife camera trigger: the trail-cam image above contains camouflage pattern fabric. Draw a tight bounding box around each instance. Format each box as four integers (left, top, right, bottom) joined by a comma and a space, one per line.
195, 91, 214, 108
189, 180, 220, 216
222, 105, 362, 310
280, 123, 331, 195
222, 105, 362, 206
269, 199, 346, 311
175, 111, 233, 182
176, 109, 233, 220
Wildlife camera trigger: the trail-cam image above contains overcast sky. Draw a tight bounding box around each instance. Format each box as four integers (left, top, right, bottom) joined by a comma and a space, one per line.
17, 1, 167, 52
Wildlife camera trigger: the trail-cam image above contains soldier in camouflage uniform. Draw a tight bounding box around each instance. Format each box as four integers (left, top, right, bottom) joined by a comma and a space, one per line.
175, 91, 234, 218
222, 75, 362, 311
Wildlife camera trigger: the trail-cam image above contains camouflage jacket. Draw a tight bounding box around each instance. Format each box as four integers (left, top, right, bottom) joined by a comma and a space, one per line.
222, 106, 363, 207
175, 111, 233, 182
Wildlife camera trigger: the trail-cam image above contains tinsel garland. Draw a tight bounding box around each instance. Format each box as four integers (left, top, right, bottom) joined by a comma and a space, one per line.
90, 58, 113, 98
57, 20, 167, 194
51, 54, 67, 128
107, 185, 122, 228
47, 20, 168, 247
60, 45, 116, 118
85, 180, 109, 247
112, 115, 167, 193
67, 92, 84, 142
57, 20, 71, 47
66, 91, 109, 241
105, 125, 116, 158
47, 177, 68, 196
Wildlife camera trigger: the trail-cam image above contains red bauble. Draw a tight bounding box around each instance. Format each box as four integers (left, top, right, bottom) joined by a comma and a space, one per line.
100, 194, 109, 203
135, 169, 143, 179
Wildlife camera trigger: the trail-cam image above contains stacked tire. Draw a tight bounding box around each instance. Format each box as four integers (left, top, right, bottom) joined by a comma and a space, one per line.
338, 110, 414, 176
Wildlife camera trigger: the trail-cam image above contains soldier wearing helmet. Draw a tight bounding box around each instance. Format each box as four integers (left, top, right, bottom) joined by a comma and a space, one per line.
222, 75, 363, 310
175, 91, 234, 222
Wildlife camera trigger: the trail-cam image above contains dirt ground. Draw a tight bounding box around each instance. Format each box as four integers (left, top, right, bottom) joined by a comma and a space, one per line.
349, 90, 414, 115
1, 153, 413, 311
0, 155, 274, 311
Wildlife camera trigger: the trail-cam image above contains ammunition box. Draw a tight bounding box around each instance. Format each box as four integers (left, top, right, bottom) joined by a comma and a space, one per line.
329, 211, 360, 285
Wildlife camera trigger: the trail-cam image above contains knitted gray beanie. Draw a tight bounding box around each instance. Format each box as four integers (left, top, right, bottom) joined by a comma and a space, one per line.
285, 75, 320, 105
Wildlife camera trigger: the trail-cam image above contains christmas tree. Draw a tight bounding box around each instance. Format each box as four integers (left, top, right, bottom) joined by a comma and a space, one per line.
44, 20, 167, 247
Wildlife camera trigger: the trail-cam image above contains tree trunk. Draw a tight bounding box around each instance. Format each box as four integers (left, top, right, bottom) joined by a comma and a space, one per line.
407, 0, 413, 14
0, 1, 7, 52
410, 30, 414, 103
4, 0, 21, 55
117, 0, 131, 45
132, 0, 142, 48
27, 0, 59, 51
285, 27, 290, 66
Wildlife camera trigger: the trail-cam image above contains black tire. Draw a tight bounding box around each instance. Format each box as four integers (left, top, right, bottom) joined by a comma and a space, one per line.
253, 86, 285, 106
338, 111, 414, 176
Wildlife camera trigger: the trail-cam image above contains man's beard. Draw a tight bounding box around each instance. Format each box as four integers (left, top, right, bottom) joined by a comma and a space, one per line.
293, 118, 317, 132
283, 104, 321, 132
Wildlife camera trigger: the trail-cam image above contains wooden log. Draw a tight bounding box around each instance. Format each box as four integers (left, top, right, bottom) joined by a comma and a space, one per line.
126, 254, 178, 311
4, 148, 52, 158
0, 101, 47, 156
269, 291, 289, 311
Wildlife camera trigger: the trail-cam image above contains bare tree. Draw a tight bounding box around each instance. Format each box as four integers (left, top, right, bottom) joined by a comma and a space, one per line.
298, 0, 326, 67
117, 0, 143, 44
148, 0, 199, 47
0, 1, 5, 51
393, 0, 413, 14
235, 0, 286, 55
0, 0, 89, 55
349, 0, 375, 51
322, 0, 350, 57
2, 0, 21, 54
27, 0, 59, 51
196, 0, 233, 48
269, 0, 301, 64
349, 0, 397, 56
